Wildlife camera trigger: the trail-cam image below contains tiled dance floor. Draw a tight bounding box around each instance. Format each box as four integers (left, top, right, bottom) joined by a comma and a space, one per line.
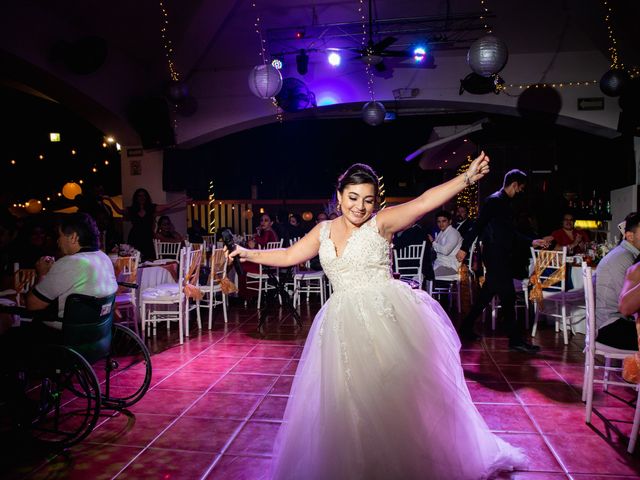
2, 302, 640, 480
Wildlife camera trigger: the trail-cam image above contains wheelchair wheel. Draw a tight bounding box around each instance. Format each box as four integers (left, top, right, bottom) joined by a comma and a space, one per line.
99, 323, 152, 409
24, 345, 101, 448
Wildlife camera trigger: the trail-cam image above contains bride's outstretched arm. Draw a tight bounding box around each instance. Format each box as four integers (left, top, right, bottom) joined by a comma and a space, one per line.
376, 151, 490, 236
227, 222, 323, 268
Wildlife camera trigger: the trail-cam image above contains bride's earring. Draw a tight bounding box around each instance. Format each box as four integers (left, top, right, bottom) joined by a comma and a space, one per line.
336, 203, 341, 213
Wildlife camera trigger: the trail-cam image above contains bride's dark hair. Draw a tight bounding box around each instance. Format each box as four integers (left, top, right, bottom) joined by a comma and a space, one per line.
337, 163, 380, 198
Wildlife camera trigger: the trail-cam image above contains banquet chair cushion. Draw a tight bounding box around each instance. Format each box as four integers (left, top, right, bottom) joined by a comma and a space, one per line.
141, 283, 180, 301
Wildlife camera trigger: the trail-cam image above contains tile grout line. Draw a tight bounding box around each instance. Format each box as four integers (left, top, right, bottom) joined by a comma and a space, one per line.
108, 312, 263, 479
483, 341, 572, 477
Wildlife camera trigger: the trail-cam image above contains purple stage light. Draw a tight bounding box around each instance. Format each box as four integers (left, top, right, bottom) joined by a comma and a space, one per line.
413, 47, 426, 63
327, 51, 341, 67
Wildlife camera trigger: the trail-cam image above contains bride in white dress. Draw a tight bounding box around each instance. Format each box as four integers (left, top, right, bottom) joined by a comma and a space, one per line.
228, 152, 525, 480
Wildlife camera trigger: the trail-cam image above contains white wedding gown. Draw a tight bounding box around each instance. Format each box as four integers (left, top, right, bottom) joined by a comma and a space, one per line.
270, 217, 525, 480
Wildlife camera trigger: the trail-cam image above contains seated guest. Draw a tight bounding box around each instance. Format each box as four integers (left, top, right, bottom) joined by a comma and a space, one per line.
253, 213, 279, 247
428, 210, 463, 276
454, 205, 475, 238
187, 220, 207, 244
595, 212, 640, 350
154, 215, 185, 244
551, 212, 590, 254
3, 213, 118, 345
287, 214, 305, 243
315, 212, 328, 223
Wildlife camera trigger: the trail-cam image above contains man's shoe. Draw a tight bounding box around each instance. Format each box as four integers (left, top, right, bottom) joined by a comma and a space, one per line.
509, 342, 541, 353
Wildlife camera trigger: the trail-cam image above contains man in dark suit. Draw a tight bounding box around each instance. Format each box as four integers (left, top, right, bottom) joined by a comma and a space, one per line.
456, 170, 552, 353
454, 205, 476, 238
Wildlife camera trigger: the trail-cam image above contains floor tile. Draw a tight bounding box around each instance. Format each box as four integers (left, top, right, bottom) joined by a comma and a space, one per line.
227, 421, 281, 456
151, 416, 243, 453
251, 395, 289, 421
205, 455, 271, 480
154, 370, 223, 391
117, 448, 217, 479
127, 389, 202, 415
544, 433, 640, 475
211, 374, 279, 395
512, 383, 582, 406
497, 433, 564, 472
185, 392, 262, 420
475, 404, 536, 432
88, 412, 175, 447
31, 444, 143, 480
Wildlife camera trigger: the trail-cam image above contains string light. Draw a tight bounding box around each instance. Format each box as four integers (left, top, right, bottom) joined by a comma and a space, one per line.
251, 1, 282, 121
158, 0, 180, 82
208, 179, 216, 233
496, 79, 600, 97
359, 0, 376, 101
456, 156, 479, 218
479, 0, 492, 34
601, 0, 623, 71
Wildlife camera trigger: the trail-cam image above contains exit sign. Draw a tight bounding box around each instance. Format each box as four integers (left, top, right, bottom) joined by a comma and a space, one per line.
577, 97, 604, 111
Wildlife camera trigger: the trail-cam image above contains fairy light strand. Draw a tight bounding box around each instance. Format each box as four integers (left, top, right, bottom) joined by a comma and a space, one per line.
158, 0, 180, 82
359, 0, 376, 101
601, 0, 623, 70
252, 2, 281, 120
479, 0, 492, 34
251, 2, 268, 65
456, 156, 479, 218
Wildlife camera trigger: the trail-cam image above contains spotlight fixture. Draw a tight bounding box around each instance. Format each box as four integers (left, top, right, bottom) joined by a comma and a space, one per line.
296, 49, 309, 75
413, 46, 427, 62
327, 51, 341, 67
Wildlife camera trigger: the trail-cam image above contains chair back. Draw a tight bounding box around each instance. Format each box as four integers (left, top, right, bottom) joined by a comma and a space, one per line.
467, 238, 478, 275
202, 234, 216, 245
266, 239, 284, 249
582, 263, 596, 352
62, 293, 116, 363
114, 251, 140, 281
530, 247, 567, 293
154, 240, 181, 260
13, 264, 36, 306
394, 241, 426, 284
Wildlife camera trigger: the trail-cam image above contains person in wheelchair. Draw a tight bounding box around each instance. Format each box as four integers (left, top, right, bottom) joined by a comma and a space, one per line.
1, 212, 117, 357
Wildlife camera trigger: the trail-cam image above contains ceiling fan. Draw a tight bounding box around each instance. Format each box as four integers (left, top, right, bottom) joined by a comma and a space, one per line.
348, 0, 435, 71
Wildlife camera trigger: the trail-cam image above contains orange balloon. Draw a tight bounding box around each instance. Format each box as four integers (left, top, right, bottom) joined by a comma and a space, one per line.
25, 199, 42, 214
62, 182, 82, 200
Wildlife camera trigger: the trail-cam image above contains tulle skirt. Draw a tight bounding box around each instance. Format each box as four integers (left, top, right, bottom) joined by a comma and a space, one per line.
270, 280, 525, 480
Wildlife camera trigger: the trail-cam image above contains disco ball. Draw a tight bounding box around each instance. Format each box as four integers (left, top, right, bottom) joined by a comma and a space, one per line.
362, 101, 386, 126
600, 69, 629, 97
248, 64, 283, 99
467, 35, 508, 78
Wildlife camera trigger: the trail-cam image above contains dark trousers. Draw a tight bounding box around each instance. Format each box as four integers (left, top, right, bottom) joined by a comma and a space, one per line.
596, 318, 638, 351
461, 254, 523, 344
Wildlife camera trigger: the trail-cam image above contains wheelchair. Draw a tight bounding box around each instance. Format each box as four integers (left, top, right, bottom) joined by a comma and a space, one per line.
2, 288, 152, 449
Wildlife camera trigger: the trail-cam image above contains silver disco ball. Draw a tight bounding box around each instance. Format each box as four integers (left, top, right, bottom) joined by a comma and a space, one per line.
467, 35, 508, 78
600, 69, 629, 97
362, 101, 386, 126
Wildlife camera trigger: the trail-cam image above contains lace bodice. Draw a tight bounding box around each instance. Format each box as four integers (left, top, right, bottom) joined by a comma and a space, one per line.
318, 217, 393, 292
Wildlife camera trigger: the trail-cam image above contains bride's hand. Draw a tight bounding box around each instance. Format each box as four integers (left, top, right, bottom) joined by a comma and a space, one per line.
224, 244, 251, 262
465, 151, 490, 185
